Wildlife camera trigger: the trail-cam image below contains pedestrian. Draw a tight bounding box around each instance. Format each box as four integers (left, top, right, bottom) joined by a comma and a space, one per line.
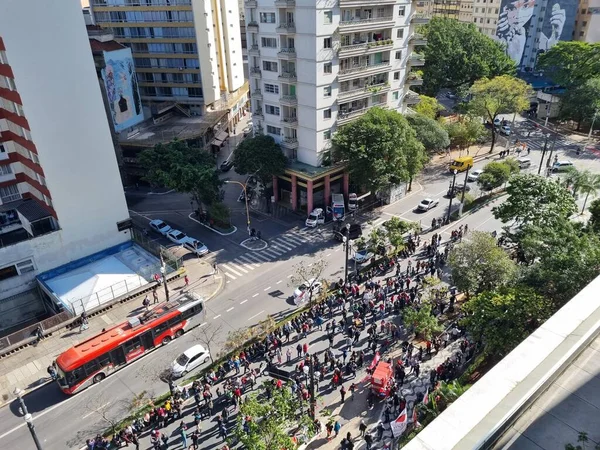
218, 424, 228, 441
191, 431, 200, 450
325, 421, 333, 440
365, 432, 373, 450
143, 294, 150, 311
349, 382, 356, 401
286, 348, 292, 363
179, 422, 188, 449
152, 288, 159, 304
340, 385, 346, 403
36, 325, 44, 342
359, 420, 367, 437
334, 420, 341, 437
184, 275, 189, 287
213, 263, 218, 274
377, 422, 385, 440
296, 343, 303, 359
79, 311, 89, 332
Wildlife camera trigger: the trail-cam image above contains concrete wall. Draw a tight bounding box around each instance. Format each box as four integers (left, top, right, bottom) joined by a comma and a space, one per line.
192, 0, 221, 104
219, 0, 246, 92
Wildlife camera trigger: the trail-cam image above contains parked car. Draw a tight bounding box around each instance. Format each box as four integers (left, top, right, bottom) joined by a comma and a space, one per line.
149, 219, 172, 236
167, 229, 189, 245
306, 208, 325, 227
293, 279, 322, 305
242, 126, 252, 137
447, 183, 471, 197
493, 118, 501, 127
171, 345, 210, 378
417, 198, 439, 211
333, 223, 362, 241
500, 125, 511, 136
183, 238, 209, 256
552, 160, 574, 172
220, 159, 234, 172
467, 169, 484, 182
353, 249, 373, 264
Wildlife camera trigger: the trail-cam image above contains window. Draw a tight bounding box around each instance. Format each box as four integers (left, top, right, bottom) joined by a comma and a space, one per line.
124, 337, 142, 355
0, 184, 20, 202
0, 165, 12, 176
266, 125, 281, 135
324, 11, 333, 24
260, 12, 276, 23
264, 83, 279, 94
398, 6, 405, 16
0, 258, 35, 282
265, 104, 280, 115
324, 130, 331, 140
395, 51, 402, 60
397, 29, 404, 39
16, 259, 35, 273
393, 72, 400, 81
323, 38, 332, 49
324, 109, 332, 119
262, 61, 278, 72
323, 86, 332, 97
0, 143, 6, 154
324, 63, 332, 74
0, 264, 18, 282
393, 91, 399, 100
261, 37, 277, 48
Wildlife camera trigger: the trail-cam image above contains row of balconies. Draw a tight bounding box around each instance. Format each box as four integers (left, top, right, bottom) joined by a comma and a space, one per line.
250, 68, 298, 82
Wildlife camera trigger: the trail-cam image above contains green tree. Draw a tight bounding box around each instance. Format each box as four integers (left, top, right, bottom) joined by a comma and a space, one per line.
234, 381, 314, 450
448, 231, 517, 297
403, 303, 444, 340
406, 113, 450, 152
414, 95, 445, 119
332, 108, 424, 191
493, 174, 577, 230
537, 41, 600, 89
233, 135, 288, 211
558, 78, 600, 131
444, 116, 486, 153
421, 17, 515, 95
139, 140, 223, 212
588, 198, 600, 234
462, 287, 552, 357
573, 170, 600, 214
468, 76, 531, 153
477, 161, 513, 191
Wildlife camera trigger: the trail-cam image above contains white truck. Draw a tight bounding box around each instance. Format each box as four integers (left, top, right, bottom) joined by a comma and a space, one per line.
331, 194, 345, 222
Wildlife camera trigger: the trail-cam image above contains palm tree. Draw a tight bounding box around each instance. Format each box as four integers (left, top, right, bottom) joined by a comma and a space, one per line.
575, 170, 600, 214
562, 166, 580, 193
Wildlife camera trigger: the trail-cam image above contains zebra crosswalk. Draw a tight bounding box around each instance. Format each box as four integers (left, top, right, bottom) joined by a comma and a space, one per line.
220, 226, 326, 281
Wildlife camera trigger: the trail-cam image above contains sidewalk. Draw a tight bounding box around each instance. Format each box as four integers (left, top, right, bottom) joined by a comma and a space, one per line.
0, 258, 223, 407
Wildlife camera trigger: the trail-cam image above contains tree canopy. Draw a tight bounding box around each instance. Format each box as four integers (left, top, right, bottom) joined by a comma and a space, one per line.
413, 95, 445, 120
444, 116, 486, 152
421, 17, 515, 95
406, 113, 450, 152
558, 77, 600, 131
493, 174, 577, 229
233, 135, 287, 187
477, 160, 517, 191
588, 198, 600, 234
468, 76, 532, 153
448, 231, 517, 297
139, 140, 222, 210
332, 108, 425, 191
462, 286, 552, 357
537, 41, 600, 89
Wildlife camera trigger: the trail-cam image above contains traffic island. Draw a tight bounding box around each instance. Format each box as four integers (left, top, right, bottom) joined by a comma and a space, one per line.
240, 237, 268, 251
188, 213, 237, 236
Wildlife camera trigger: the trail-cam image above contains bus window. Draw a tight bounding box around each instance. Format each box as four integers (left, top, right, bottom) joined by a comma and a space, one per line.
167, 316, 181, 327
67, 368, 85, 384
124, 337, 142, 354
98, 354, 111, 368
84, 359, 100, 375
155, 321, 169, 335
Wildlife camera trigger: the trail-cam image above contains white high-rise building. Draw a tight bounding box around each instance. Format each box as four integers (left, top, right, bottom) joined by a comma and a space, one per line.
245, 0, 427, 213
0, 0, 131, 332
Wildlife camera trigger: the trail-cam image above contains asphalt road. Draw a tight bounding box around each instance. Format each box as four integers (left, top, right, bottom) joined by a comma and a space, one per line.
1, 114, 598, 449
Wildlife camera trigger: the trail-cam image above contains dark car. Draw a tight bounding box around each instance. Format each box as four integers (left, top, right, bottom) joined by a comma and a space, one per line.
220, 160, 234, 172
447, 183, 471, 198
333, 223, 362, 241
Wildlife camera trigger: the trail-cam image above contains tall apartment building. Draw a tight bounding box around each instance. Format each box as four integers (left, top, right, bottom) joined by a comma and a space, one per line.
0, 0, 130, 333
415, 0, 473, 23
90, 0, 246, 116
245, 0, 428, 213
574, 0, 600, 42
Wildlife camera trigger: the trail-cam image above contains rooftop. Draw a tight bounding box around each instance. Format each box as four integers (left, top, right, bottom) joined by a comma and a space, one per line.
286, 160, 346, 180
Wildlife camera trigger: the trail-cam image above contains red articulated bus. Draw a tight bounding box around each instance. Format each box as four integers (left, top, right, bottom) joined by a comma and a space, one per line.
55, 292, 205, 395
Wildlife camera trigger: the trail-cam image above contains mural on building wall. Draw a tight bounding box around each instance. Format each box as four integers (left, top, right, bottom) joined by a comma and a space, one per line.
495, 0, 577, 67
101, 48, 143, 132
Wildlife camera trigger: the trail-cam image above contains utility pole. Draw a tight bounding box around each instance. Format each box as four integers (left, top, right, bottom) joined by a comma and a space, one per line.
343, 224, 350, 285
446, 169, 458, 223
545, 127, 560, 177
160, 254, 170, 302
538, 134, 550, 175
460, 166, 470, 205
14, 388, 43, 450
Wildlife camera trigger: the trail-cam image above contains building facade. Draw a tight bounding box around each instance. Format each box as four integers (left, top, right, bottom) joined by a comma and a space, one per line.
415, 0, 473, 22
0, 0, 130, 334
574, 0, 600, 42
90, 0, 246, 116
245, 0, 428, 213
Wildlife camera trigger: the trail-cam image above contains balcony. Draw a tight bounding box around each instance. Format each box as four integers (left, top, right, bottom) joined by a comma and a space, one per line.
411, 13, 431, 24
338, 39, 393, 56
278, 47, 296, 59
250, 67, 262, 78
279, 71, 297, 82
276, 22, 296, 34
254, 109, 264, 118
408, 53, 425, 66
338, 108, 369, 125
338, 82, 390, 101
280, 137, 299, 149
338, 61, 391, 80
280, 94, 298, 106
245, 0, 257, 6
404, 91, 421, 105
406, 73, 423, 86
340, 0, 396, 5
248, 44, 260, 56
274, 0, 295, 6
409, 33, 428, 46
281, 116, 298, 126
247, 21, 259, 32
252, 88, 262, 100
339, 16, 395, 32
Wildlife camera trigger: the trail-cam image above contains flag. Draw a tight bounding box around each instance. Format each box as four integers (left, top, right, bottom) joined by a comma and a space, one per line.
422, 387, 429, 405
368, 351, 381, 370
412, 407, 420, 428
390, 407, 407, 437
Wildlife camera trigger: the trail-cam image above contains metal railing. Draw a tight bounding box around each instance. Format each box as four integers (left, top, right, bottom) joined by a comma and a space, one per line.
280, 94, 298, 103
339, 61, 390, 75
339, 15, 394, 26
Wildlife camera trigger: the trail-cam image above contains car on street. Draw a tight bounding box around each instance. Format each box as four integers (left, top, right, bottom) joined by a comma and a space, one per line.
242, 126, 252, 137
417, 198, 439, 211
446, 92, 457, 99
183, 238, 209, 256
306, 208, 325, 227
220, 159, 234, 172
467, 169, 484, 182
493, 118, 501, 127
353, 249, 373, 264
447, 183, 471, 197
552, 160, 574, 172
293, 279, 322, 305
167, 229, 189, 245
171, 344, 211, 378
149, 219, 172, 236
500, 125, 511, 136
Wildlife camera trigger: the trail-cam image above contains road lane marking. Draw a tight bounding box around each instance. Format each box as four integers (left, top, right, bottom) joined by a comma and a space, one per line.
335, 247, 341, 252
228, 262, 249, 274
224, 272, 237, 280
82, 402, 111, 419
308, 263, 313, 267
236, 255, 261, 267
252, 293, 259, 297
326, 253, 332, 257
276, 280, 282, 284
263, 286, 272, 291
199, 322, 207, 327
248, 310, 265, 321
221, 264, 243, 277
287, 274, 293, 278
240, 300, 248, 304
234, 258, 257, 270
213, 315, 221, 320
226, 307, 235, 312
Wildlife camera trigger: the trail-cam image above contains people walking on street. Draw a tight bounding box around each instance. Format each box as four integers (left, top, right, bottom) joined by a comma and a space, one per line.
359, 420, 367, 437
184, 274, 189, 287
79, 311, 89, 332
334, 420, 341, 437
365, 432, 373, 450
152, 288, 159, 304
340, 385, 346, 403
143, 294, 150, 311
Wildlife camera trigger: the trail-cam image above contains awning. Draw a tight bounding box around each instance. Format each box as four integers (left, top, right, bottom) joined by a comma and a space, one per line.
211, 139, 223, 147
215, 130, 228, 141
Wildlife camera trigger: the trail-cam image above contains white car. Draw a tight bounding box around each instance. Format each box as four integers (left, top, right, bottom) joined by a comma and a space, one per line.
353, 249, 373, 264
293, 279, 322, 305
500, 125, 511, 136
305, 208, 325, 227
149, 219, 172, 236
183, 238, 209, 256
171, 344, 210, 378
167, 229, 189, 245
467, 169, 483, 182
417, 198, 439, 211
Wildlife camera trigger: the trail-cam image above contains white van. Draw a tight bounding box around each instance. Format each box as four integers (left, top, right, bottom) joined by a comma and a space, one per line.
305, 208, 325, 227
552, 160, 574, 172
517, 157, 531, 169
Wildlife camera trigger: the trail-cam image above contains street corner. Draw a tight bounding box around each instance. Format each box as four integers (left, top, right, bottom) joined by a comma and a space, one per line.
187, 213, 238, 236
240, 237, 268, 251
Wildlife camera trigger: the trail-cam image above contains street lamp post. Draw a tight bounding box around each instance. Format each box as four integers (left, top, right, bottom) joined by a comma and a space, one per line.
342, 223, 350, 285
460, 166, 470, 205
538, 133, 550, 175
14, 388, 43, 450
446, 169, 458, 223
545, 127, 559, 177
225, 180, 251, 233
159, 255, 169, 302
589, 108, 599, 140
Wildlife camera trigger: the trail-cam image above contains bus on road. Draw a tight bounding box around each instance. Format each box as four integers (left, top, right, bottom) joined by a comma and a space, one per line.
55, 292, 205, 395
